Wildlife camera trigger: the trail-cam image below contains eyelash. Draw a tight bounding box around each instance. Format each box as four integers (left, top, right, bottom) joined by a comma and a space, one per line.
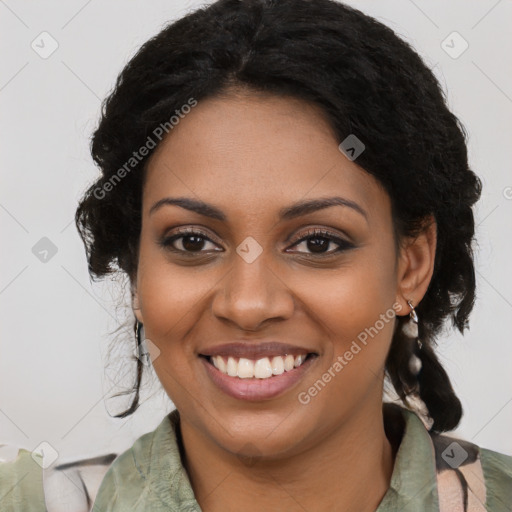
159, 227, 354, 257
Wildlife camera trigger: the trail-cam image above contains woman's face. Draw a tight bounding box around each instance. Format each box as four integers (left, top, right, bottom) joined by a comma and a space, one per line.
133, 90, 426, 459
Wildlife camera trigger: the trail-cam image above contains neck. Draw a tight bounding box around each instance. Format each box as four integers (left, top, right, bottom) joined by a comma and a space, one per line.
179, 403, 396, 512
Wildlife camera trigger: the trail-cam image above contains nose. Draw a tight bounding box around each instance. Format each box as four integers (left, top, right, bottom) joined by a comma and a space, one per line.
211, 251, 295, 331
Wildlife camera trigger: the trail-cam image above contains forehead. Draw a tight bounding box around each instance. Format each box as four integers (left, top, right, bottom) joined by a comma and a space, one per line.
143, 91, 390, 225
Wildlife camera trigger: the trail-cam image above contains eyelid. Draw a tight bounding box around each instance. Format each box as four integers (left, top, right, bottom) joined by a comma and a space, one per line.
285, 227, 354, 255
162, 225, 221, 243
160, 225, 354, 257
286, 226, 353, 246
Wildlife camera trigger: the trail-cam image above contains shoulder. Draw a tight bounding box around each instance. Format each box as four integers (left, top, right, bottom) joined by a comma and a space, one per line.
0, 442, 118, 512
0, 446, 46, 511
0, 415, 177, 512
479, 445, 512, 475
94, 426, 158, 490
386, 404, 512, 510
430, 432, 512, 510
43, 452, 118, 512
92, 416, 173, 511
479, 445, 512, 510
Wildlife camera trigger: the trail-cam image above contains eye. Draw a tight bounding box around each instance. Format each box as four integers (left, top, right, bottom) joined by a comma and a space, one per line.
159, 226, 355, 257
159, 227, 222, 255
287, 228, 354, 256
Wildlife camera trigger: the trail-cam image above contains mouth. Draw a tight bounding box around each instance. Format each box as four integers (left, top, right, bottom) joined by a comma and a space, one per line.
200, 353, 315, 379
199, 351, 319, 401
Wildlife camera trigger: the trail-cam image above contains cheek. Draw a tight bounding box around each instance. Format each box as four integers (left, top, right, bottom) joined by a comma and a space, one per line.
136, 263, 207, 411
135, 240, 207, 381
291, 261, 398, 423
295, 242, 398, 375
334, 266, 396, 348
136, 227, 206, 333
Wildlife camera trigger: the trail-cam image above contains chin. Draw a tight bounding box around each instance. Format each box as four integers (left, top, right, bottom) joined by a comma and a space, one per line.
206, 409, 314, 459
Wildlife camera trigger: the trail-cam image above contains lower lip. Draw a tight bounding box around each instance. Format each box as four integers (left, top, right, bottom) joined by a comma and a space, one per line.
200, 356, 317, 401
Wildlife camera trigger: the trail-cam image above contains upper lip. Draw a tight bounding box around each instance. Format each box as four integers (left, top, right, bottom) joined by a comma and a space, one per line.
199, 342, 318, 359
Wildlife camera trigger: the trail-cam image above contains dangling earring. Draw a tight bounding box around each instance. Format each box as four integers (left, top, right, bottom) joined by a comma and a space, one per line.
403, 300, 423, 375
134, 320, 146, 364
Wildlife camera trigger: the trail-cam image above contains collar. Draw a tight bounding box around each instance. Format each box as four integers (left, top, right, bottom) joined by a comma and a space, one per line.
377, 403, 439, 510
136, 404, 440, 511
141, 408, 198, 510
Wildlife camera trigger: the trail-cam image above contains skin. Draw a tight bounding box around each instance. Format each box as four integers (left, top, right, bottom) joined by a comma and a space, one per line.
132, 88, 437, 512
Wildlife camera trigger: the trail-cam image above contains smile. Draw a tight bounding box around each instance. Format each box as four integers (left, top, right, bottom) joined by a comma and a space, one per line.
200, 353, 318, 401
208, 354, 309, 379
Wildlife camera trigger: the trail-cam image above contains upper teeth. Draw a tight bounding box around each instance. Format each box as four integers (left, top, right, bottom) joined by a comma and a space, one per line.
211, 354, 308, 379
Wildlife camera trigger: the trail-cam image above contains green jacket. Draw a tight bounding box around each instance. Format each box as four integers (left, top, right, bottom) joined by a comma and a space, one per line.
1, 405, 511, 511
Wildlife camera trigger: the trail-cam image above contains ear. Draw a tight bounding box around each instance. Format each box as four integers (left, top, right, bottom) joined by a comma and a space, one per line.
131, 281, 144, 324
395, 215, 437, 315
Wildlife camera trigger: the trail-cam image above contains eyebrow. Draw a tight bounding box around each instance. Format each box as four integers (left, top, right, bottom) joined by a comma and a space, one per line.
149, 196, 368, 222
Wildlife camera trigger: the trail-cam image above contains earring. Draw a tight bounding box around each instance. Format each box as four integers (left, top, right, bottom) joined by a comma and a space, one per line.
134, 320, 146, 364
403, 300, 422, 375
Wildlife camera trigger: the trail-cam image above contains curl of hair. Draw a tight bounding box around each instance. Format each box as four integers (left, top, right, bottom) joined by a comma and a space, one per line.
75, 0, 481, 431
386, 319, 463, 432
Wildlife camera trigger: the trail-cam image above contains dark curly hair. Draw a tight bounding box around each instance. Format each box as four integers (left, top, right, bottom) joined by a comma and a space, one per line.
75, 0, 482, 433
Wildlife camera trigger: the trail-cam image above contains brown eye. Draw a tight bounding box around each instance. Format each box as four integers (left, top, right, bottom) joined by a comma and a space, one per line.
288, 228, 354, 256
160, 228, 222, 254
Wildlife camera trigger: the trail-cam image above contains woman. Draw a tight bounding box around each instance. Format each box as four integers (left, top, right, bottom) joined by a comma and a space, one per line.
1, 0, 511, 510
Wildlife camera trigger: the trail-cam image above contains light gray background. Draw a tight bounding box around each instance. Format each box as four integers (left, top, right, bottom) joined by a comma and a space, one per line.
1, 0, 511, 465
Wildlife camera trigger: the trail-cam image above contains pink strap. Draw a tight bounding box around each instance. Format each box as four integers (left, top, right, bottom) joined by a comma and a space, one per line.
436, 457, 487, 511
